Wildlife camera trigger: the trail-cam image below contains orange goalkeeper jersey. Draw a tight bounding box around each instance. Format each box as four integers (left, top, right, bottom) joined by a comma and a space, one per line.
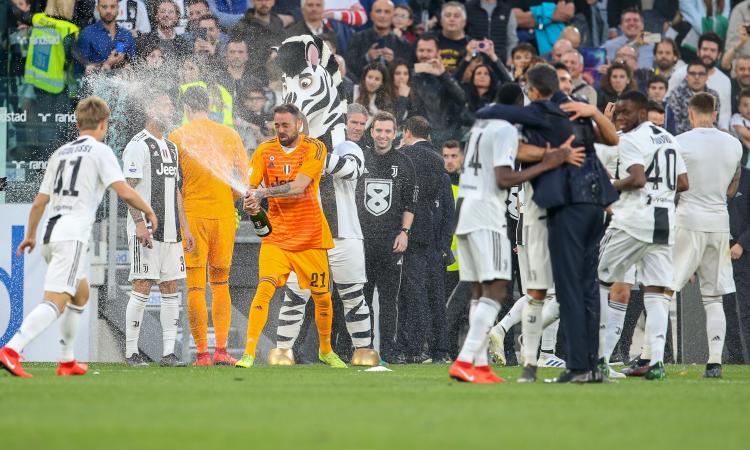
169, 118, 249, 220
249, 135, 333, 251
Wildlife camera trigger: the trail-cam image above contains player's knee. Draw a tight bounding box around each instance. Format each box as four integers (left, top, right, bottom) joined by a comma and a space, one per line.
208, 266, 230, 285
610, 284, 632, 303
311, 292, 332, 313
251, 279, 277, 309
702, 295, 722, 306
159, 280, 179, 295
186, 267, 207, 291
131, 279, 153, 296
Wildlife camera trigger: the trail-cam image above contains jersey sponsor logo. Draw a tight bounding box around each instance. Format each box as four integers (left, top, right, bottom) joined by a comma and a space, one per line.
364, 179, 392, 216
156, 163, 177, 177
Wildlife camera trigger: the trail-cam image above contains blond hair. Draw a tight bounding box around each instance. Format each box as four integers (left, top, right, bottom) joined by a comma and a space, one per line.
45, 0, 76, 20
76, 96, 111, 130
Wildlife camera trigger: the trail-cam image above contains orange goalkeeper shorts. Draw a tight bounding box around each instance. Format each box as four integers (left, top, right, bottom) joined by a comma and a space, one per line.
183, 216, 236, 269
258, 243, 330, 294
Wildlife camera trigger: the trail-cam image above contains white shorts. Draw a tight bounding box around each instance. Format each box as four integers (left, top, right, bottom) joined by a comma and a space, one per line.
517, 218, 554, 291
598, 228, 672, 287
457, 229, 511, 283
287, 238, 367, 285
43, 241, 87, 296
671, 228, 735, 296
128, 238, 186, 282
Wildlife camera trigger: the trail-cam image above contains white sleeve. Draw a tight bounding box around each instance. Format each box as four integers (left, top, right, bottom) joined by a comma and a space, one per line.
136, 1, 151, 34
730, 113, 745, 128
326, 141, 364, 180
98, 147, 126, 188
38, 156, 57, 195
494, 125, 518, 168
618, 136, 645, 172
718, 81, 731, 130
675, 149, 687, 176
122, 140, 146, 179
667, 65, 686, 95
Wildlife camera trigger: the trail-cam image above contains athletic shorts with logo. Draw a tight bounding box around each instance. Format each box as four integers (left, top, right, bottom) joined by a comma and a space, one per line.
598, 227, 672, 287
43, 241, 88, 296
457, 228, 512, 283
129, 238, 186, 282
671, 228, 735, 296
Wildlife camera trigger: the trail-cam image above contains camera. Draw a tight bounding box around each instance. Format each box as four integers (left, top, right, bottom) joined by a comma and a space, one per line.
478, 42, 485, 49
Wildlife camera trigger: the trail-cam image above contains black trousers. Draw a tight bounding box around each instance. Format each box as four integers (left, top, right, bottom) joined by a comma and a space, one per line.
397, 243, 430, 358
363, 238, 403, 360
726, 255, 750, 363
425, 246, 449, 358
548, 204, 604, 372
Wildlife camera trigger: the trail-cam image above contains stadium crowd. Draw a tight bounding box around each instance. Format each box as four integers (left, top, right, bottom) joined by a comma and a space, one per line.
3, 0, 750, 368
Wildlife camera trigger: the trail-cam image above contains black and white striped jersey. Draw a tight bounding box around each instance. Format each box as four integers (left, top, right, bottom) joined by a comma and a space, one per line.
122, 129, 181, 243
39, 135, 125, 244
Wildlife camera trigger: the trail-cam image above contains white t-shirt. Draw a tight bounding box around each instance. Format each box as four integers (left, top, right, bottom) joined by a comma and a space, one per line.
94, 0, 151, 34
39, 135, 125, 244
456, 119, 517, 235
674, 128, 742, 232
122, 129, 181, 243
667, 65, 731, 130
610, 121, 687, 244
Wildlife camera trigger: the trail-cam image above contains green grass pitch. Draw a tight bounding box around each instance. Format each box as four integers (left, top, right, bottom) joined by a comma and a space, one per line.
2, 364, 749, 450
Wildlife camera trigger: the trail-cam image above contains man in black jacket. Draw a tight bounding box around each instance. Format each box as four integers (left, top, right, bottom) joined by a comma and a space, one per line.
344, 0, 414, 80
465, 0, 518, 63
397, 116, 451, 363
410, 35, 467, 146
356, 112, 417, 364
726, 167, 750, 362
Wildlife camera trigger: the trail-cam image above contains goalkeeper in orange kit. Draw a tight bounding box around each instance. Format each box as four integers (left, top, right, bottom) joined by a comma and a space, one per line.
236, 103, 345, 368
168, 87, 249, 366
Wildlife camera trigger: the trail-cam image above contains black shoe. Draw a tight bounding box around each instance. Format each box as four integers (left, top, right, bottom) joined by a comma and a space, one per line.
432, 354, 452, 364
544, 369, 592, 384
386, 353, 408, 364
126, 353, 149, 367
160, 353, 186, 367
703, 363, 722, 379
622, 357, 650, 377
517, 365, 537, 383
412, 352, 431, 364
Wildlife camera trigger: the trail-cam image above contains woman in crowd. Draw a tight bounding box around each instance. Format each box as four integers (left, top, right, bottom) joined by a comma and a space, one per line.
390, 60, 411, 124
597, 62, 637, 112
354, 62, 395, 121
462, 63, 499, 119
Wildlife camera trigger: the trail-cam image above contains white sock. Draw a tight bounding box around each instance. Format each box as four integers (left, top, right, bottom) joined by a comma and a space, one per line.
541, 320, 559, 354
59, 303, 85, 362
521, 298, 544, 366
467, 299, 491, 366
7, 301, 60, 353
598, 285, 610, 359
493, 294, 527, 335
125, 292, 149, 357
457, 297, 501, 364
603, 300, 628, 362
641, 315, 652, 360
542, 296, 560, 328
160, 293, 180, 357
644, 293, 669, 365
703, 297, 725, 365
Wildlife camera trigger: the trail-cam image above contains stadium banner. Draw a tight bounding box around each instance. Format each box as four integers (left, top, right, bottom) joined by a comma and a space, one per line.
0, 204, 91, 361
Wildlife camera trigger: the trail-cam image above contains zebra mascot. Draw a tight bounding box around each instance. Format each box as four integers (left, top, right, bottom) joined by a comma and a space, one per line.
270, 35, 378, 366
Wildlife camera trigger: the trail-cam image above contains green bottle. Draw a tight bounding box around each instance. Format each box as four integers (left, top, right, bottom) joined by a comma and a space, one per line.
250, 208, 272, 237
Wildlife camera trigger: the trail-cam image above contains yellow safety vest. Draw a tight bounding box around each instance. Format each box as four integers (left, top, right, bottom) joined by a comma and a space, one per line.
24, 13, 79, 94
179, 81, 234, 128
447, 183, 459, 272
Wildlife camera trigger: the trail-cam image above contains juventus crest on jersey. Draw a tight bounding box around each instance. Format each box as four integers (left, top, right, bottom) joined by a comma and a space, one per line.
122, 130, 181, 243
610, 121, 687, 245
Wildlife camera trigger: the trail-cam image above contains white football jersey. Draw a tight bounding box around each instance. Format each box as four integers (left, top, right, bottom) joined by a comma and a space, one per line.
39, 135, 125, 244
122, 129, 181, 243
456, 119, 517, 235
610, 121, 687, 244
675, 128, 742, 232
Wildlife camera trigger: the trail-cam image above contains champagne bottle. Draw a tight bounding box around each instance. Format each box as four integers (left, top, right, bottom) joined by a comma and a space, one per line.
250, 208, 272, 237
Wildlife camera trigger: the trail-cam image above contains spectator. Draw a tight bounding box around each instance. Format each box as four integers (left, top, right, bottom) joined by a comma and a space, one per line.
511, 1, 574, 55
435, 1, 469, 73
407, 0, 441, 31
408, 35, 467, 145
679, 0, 731, 48
596, 61, 635, 112
454, 38, 512, 86
560, 24, 581, 48
207, 0, 248, 28
354, 62, 396, 118
732, 56, 750, 114
218, 38, 263, 100
392, 4, 417, 44
548, 37, 573, 63
345, 0, 414, 80
462, 63, 500, 118
185, 0, 210, 33
465, 0, 518, 64
653, 38, 684, 80
561, 49, 597, 106
178, 56, 234, 126
390, 60, 412, 123
92, 0, 151, 37
140, 0, 191, 59
602, 7, 655, 69
647, 75, 668, 104
286, 0, 350, 53
722, 0, 750, 70
323, 0, 369, 27
346, 102, 369, 146
665, 61, 722, 135
668, 32, 731, 130
731, 88, 750, 153
193, 14, 227, 58
230, 0, 286, 84
647, 99, 665, 126
509, 42, 537, 81
78, 0, 136, 74
727, 166, 750, 361
137, 37, 164, 68
235, 84, 273, 148
614, 45, 651, 92
554, 61, 573, 96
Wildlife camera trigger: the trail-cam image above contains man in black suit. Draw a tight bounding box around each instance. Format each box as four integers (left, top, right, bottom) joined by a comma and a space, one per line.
726, 167, 750, 363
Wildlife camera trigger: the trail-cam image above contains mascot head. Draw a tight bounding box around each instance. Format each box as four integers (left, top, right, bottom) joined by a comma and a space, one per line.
276, 35, 346, 142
